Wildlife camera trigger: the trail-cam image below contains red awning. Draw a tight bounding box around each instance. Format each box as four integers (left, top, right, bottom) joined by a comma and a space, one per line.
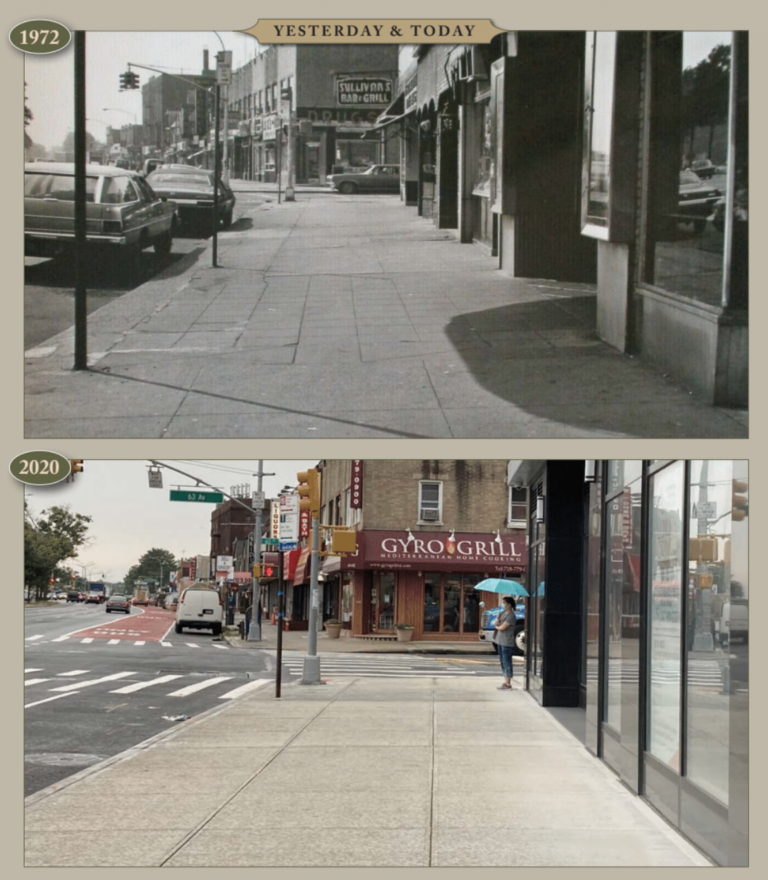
293, 548, 311, 586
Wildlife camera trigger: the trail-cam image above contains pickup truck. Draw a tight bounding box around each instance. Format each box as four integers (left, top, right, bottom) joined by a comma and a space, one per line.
479, 603, 526, 655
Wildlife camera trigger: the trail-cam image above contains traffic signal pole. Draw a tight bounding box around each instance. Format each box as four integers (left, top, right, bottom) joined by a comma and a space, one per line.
301, 514, 323, 684
247, 460, 266, 643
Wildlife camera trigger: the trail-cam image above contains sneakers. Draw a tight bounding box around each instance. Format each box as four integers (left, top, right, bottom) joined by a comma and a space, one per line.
497, 683, 512, 690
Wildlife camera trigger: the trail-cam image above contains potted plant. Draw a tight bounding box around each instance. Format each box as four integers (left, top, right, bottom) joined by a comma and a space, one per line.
394, 623, 414, 642
324, 619, 343, 639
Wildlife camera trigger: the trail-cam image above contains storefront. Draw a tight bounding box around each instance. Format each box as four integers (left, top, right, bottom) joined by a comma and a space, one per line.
346, 529, 527, 640
511, 459, 748, 866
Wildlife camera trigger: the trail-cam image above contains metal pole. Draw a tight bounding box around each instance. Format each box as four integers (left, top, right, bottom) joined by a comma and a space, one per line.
276, 129, 282, 204
301, 516, 323, 684
73, 31, 87, 371
285, 94, 295, 201
276, 567, 284, 698
212, 84, 220, 267
247, 461, 265, 642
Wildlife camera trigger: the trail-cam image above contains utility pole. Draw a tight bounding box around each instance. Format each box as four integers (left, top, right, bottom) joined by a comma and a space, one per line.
692, 461, 715, 652
247, 460, 274, 642
283, 85, 295, 201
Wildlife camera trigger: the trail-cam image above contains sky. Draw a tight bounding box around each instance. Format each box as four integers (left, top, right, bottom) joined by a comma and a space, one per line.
24, 31, 261, 148
24, 459, 317, 583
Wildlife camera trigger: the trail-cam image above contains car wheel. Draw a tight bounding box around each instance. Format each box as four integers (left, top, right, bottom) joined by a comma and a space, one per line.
154, 231, 173, 256
105, 608, 110, 613
693, 218, 707, 234
513, 626, 526, 656
174, 622, 182, 634
338, 181, 357, 195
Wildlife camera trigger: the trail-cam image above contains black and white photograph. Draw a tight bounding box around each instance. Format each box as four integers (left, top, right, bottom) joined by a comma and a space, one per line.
22, 25, 748, 438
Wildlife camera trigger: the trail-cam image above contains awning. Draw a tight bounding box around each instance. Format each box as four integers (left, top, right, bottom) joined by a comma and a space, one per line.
293, 548, 311, 586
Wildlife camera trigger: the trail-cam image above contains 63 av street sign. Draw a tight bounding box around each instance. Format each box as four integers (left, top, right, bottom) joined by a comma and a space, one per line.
170, 490, 224, 503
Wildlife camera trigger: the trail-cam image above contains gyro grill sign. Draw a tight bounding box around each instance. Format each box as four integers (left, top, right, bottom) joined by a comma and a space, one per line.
365, 530, 526, 573
336, 75, 392, 106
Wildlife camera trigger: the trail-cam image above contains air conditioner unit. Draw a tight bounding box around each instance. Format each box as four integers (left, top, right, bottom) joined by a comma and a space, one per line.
420, 509, 440, 522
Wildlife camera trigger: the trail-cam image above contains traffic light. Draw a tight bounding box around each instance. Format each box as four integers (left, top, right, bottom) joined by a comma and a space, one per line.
331, 529, 357, 554
732, 479, 748, 521
252, 564, 261, 578
263, 562, 277, 579
119, 72, 129, 90
297, 469, 321, 516
126, 71, 140, 90
70, 459, 84, 473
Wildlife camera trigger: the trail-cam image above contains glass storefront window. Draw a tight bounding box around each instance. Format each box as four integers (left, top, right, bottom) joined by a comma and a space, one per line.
647, 460, 685, 769
645, 32, 734, 306
373, 572, 396, 631
685, 460, 748, 804
422, 574, 483, 635
341, 579, 353, 623
582, 31, 617, 234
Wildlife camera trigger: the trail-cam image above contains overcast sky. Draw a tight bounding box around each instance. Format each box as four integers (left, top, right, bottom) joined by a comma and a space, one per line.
25, 31, 260, 148
24, 459, 317, 583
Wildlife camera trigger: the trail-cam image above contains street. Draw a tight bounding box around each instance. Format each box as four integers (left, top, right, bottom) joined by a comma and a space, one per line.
24, 191, 268, 350
24, 602, 502, 797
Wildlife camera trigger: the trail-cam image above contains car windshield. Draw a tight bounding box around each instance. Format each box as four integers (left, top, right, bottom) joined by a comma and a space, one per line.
149, 173, 211, 186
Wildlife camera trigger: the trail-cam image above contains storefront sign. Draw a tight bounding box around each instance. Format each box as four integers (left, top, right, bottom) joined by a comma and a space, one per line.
279, 494, 299, 544
336, 75, 392, 106
299, 508, 310, 538
363, 530, 526, 573
350, 460, 363, 508
270, 501, 280, 539
297, 107, 380, 127
263, 114, 278, 140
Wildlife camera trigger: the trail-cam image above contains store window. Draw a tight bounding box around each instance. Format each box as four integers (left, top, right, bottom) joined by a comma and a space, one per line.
647, 460, 685, 770
372, 572, 396, 631
685, 460, 748, 804
422, 573, 481, 634
418, 481, 442, 523
582, 32, 617, 235
508, 486, 528, 528
644, 32, 744, 308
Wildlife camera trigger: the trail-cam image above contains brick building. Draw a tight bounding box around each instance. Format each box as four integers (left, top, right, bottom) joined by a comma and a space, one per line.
283, 460, 527, 639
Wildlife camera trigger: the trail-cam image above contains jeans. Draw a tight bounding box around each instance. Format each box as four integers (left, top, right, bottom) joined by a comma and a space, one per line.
498, 644, 514, 680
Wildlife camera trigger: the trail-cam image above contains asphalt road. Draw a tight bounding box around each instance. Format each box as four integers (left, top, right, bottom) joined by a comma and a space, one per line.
24, 192, 267, 350
24, 603, 503, 796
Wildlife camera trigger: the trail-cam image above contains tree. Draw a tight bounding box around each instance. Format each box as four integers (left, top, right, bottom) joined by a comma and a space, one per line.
125, 548, 178, 592
25, 81, 33, 127
681, 43, 731, 162
25, 505, 92, 600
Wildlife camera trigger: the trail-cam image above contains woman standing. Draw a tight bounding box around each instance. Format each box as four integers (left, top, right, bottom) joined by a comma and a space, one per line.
494, 596, 517, 690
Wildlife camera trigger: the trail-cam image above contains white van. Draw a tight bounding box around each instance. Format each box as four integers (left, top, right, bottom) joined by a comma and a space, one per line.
175, 586, 223, 635
718, 600, 748, 645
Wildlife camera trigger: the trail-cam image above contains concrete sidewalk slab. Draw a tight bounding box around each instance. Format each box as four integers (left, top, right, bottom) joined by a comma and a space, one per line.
25, 192, 747, 438
25, 677, 712, 867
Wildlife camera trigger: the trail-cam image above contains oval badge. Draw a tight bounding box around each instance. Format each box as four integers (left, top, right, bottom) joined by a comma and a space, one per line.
9, 451, 72, 485
9, 20, 71, 55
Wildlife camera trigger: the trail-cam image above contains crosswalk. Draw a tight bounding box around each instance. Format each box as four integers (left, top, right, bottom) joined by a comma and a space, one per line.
279, 653, 500, 679
24, 667, 269, 709
24, 634, 230, 650
586, 658, 730, 688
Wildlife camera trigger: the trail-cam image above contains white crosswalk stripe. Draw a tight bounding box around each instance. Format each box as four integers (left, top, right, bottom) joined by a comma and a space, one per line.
134, 641, 146, 646
108, 640, 120, 645
80, 638, 94, 644
166, 676, 234, 697
25, 678, 51, 686
25, 693, 76, 709
51, 636, 70, 642
25, 635, 45, 642
218, 679, 270, 700
279, 654, 496, 679
56, 670, 90, 677
50, 671, 136, 692
25, 635, 231, 649
25, 668, 44, 673
110, 674, 184, 694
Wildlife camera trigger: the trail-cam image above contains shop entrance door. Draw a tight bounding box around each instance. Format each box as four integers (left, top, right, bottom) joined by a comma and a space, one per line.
371, 572, 397, 632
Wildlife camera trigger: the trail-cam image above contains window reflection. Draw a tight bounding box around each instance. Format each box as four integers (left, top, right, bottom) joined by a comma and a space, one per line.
647, 32, 733, 305
584, 31, 617, 227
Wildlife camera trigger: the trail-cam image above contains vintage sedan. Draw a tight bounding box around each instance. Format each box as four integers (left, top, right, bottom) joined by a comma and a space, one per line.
24, 162, 177, 259
146, 165, 236, 228
677, 170, 721, 233
328, 164, 400, 195
105, 594, 132, 614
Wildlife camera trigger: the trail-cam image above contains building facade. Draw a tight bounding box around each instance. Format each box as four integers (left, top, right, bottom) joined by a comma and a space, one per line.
508, 458, 748, 866
379, 31, 748, 407
228, 45, 399, 184
281, 460, 528, 638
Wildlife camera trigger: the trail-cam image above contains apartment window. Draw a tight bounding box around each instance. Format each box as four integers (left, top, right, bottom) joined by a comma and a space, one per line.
418, 481, 442, 524
508, 486, 528, 528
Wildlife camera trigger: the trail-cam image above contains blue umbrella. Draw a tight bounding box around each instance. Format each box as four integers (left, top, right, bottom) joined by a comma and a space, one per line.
475, 578, 529, 597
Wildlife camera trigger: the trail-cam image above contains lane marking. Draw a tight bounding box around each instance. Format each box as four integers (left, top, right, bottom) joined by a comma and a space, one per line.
160, 642, 172, 647
108, 640, 120, 645
218, 679, 270, 700
25, 692, 77, 709
212, 644, 229, 649
134, 641, 146, 646
25, 678, 51, 687
50, 672, 136, 692
24, 635, 45, 642
80, 638, 94, 644
25, 668, 44, 673
185, 643, 200, 649
167, 676, 234, 697
110, 675, 183, 694
51, 636, 70, 642
56, 670, 90, 677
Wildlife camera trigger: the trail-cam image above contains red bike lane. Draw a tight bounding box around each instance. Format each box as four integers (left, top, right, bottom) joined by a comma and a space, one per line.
68, 607, 176, 642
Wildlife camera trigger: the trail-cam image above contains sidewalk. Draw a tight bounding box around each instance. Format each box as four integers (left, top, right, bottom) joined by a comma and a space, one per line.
24, 675, 712, 867
25, 192, 747, 438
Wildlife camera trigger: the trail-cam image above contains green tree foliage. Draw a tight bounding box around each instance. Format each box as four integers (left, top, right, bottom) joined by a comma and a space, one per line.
681, 43, 731, 160
25, 505, 92, 599
125, 548, 178, 591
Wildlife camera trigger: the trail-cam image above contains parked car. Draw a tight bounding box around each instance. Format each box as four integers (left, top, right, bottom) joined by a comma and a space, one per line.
677, 170, 721, 233
146, 165, 236, 228
165, 592, 179, 612
175, 586, 223, 635
105, 594, 131, 614
328, 164, 400, 195
85, 591, 103, 604
478, 603, 526, 655
66, 590, 82, 603
689, 158, 716, 180
24, 162, 177, 260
